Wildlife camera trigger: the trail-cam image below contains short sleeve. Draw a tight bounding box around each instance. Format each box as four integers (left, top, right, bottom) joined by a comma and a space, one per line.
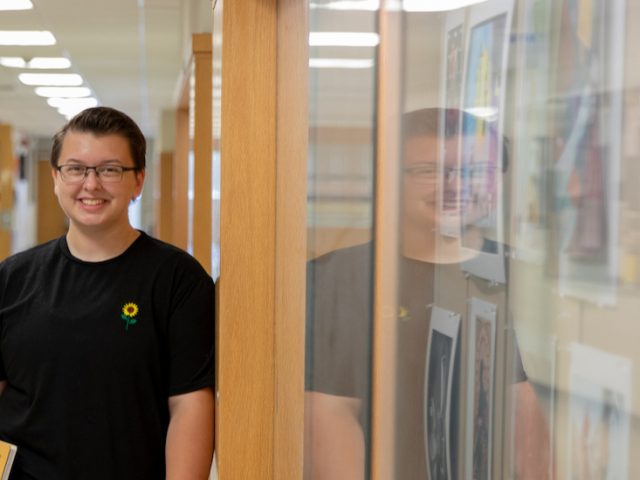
166, 259, 215, 396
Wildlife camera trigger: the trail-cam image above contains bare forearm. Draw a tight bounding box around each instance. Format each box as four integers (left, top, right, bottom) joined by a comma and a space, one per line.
513, 381, 553, 480
166, 388, 215, 480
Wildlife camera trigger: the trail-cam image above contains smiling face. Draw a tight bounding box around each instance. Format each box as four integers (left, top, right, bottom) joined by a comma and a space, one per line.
52, 131, 145, 235
402, 134, 462, 232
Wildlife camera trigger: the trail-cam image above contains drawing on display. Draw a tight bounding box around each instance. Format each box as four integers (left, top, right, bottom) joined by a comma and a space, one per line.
551, 0, 624, 306
425, 306, 461, 480
459, 0, 514, 284
568, 343, 631, 480
465, 298, 497, 480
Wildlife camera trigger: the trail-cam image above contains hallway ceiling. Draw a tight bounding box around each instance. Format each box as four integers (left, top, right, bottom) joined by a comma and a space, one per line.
0, 0, 188, 139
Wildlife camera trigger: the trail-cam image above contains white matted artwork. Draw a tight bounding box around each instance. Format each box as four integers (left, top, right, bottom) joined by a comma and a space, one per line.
424, 306, 461, 480
465, 298, 496, 480
458, 0, 514, 284
553, 0, 625, 307
568, 343, 631, 480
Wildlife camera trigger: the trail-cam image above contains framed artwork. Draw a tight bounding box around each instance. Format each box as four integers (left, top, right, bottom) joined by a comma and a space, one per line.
551, 0, 625, 306
459, 0, 514, 284
424, 306, 461, 480
568, 343, 631, 480
438, 9, 466, 239
465, 298, 497, 480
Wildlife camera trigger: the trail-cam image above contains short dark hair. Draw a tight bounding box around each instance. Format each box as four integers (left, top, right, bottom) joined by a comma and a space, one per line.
402, 107, 509, 173
50, 106, 146, 169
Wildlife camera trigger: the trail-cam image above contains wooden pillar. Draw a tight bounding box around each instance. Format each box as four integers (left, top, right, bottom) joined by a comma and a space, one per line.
0, 124, 14, 260
217, 1, 308, 478
172, 107, 189, 251
36, 160, 67, 243
156, 151, 174, 243
192, 33, 213, 275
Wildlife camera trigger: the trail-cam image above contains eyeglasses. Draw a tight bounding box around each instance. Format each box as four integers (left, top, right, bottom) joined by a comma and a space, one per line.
56, 164, 138, 184
403, 163, 496, 183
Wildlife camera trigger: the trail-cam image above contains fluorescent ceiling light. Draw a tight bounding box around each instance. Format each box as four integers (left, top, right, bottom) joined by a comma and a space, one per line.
310, 0, 379, 10
403, 0, 488, 11
19, 73, 83, 86
35, 86, 92, 98
47, 97, 98, 109
309, 32, 380, 47
310, 58, 374, 69
464, 107, 498, 120
0, 57, 71, 69
0, 0, 33, 10
57, 102, 98, 117
0, 31, 56, 46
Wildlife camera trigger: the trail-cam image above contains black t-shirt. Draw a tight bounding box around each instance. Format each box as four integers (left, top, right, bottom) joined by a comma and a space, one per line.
0, 233, 215, 480
305, 242, 526, 479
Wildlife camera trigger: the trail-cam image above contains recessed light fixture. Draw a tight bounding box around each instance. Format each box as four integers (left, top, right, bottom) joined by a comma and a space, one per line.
0, 0, 33, 11
35, 86, 92, 98
309, 32, 380, 47
309, 58, 374, 69
402, 0, 488, 12
0, 31, 56, 46
19, 73, 83, 86
0, 57, 71, 69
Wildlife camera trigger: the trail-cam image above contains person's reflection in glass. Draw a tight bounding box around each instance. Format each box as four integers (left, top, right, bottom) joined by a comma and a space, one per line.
304, 108, 552, 480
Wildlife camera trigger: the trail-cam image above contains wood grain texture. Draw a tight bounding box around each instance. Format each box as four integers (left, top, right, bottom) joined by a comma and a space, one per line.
0, 124, 13, 259
218, 0, 277, 478
192, 33, 213, 275
371, 6, 403, 480
217, 2, 307, 477
274, 1, 308, 478
36, 161, 67, 244
155, 151, 174, 243
172, 107, 189, 251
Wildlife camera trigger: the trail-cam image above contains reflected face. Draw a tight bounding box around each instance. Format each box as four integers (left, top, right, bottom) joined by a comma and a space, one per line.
402, 134, 461, 231
52, 132, 145, 233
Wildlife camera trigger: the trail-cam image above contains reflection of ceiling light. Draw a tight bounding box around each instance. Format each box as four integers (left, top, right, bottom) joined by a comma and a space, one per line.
35, 86, 92, 97
309, 32, 379, 47
310, 58, 374, 68
464, 107, 498, 121
310, 0, 379, 10
0, 31, 56, 45
0, 57, 71, 69
0, 0, 33, 10
402, 0, 488, 11
19, 73, 83, 86
47, 97, 98, 110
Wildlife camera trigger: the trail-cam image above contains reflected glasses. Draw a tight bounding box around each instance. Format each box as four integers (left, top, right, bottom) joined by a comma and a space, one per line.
403, 163, 497, 183
56, 164, 138, 184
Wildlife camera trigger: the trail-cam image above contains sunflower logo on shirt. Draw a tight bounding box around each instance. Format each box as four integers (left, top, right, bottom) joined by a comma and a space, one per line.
121, 302, 139, 331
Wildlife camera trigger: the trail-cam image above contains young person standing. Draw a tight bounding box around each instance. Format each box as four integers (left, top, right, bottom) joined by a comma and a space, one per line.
0, 107, 215, 479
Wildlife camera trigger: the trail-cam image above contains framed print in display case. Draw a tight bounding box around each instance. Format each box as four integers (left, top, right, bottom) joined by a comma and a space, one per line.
568, 343, 631, 480
465, 298, 497, 480
551, 0, 625, 306
459, 0, 514, 284
424, 306, 461, 480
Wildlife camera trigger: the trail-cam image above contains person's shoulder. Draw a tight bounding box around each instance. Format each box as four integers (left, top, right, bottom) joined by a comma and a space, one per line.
310, 242, 373, 267
137, 232, 211, 278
